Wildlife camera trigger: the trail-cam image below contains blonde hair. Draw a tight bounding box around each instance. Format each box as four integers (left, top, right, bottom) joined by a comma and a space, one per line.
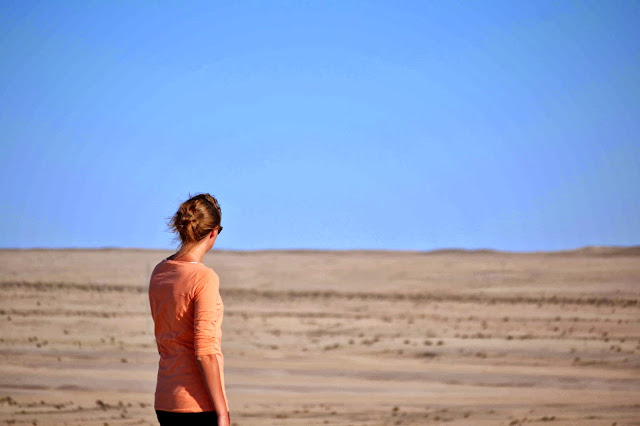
167, 193, 222, 247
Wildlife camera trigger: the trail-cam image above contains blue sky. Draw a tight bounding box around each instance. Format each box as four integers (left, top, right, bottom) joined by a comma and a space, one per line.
1, 1, 638, 251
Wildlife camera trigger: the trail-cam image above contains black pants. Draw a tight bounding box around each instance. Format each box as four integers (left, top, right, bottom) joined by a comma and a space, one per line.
156, 410, 220, 426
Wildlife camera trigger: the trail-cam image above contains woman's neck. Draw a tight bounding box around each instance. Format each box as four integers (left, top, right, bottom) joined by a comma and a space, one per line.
172, 245, 206, 263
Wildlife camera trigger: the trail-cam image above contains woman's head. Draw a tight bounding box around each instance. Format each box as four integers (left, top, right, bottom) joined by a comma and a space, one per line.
168, 193, 222, 248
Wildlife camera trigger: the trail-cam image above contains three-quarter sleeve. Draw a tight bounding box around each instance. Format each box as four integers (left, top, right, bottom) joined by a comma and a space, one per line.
192, 269, 221, 357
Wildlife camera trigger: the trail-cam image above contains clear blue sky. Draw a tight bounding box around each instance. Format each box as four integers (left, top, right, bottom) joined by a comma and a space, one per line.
1, 1, 638, 252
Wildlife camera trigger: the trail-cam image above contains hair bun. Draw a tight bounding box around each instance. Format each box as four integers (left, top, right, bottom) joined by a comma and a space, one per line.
168, 192, 222, 246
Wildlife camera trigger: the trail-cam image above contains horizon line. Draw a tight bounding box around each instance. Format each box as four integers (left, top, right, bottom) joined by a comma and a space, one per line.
0, 244, 638, 256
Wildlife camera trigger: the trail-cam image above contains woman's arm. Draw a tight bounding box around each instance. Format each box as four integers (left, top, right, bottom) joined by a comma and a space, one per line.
193, 269, 230, 425
196, 354, 230, 425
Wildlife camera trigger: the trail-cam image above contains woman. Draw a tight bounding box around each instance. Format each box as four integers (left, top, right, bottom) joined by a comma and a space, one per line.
148, 193, 230, 426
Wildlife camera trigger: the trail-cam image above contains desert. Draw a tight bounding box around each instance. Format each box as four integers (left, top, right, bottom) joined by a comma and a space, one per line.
0, 247, 638, 425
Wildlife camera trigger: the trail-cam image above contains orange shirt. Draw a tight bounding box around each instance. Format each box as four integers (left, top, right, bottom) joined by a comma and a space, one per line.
148, 258, 229, 413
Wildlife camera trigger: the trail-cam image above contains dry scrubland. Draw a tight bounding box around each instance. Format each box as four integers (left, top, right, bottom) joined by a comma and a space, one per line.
0, 247, 639, 425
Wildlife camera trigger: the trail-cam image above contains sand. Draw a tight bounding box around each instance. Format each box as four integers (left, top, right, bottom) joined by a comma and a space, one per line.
0, 247, 638, 425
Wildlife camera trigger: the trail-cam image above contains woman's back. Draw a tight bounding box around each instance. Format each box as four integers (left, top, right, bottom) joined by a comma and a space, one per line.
149, 258, 228, 413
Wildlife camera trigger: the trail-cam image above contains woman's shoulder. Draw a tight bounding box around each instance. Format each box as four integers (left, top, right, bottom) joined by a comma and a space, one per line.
150, 259, 214, 281
195, 264, 219, 283
190, 266, 220, 297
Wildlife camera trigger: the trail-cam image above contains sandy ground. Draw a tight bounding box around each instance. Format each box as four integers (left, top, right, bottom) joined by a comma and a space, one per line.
0, 247, 638, 425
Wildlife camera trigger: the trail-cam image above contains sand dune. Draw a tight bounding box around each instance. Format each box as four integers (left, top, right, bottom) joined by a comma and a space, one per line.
0, 248, 638, 425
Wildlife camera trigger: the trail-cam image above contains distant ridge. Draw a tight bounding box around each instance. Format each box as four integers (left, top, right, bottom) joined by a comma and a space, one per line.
421, 248, 501, 255
541, 245, 640, 257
